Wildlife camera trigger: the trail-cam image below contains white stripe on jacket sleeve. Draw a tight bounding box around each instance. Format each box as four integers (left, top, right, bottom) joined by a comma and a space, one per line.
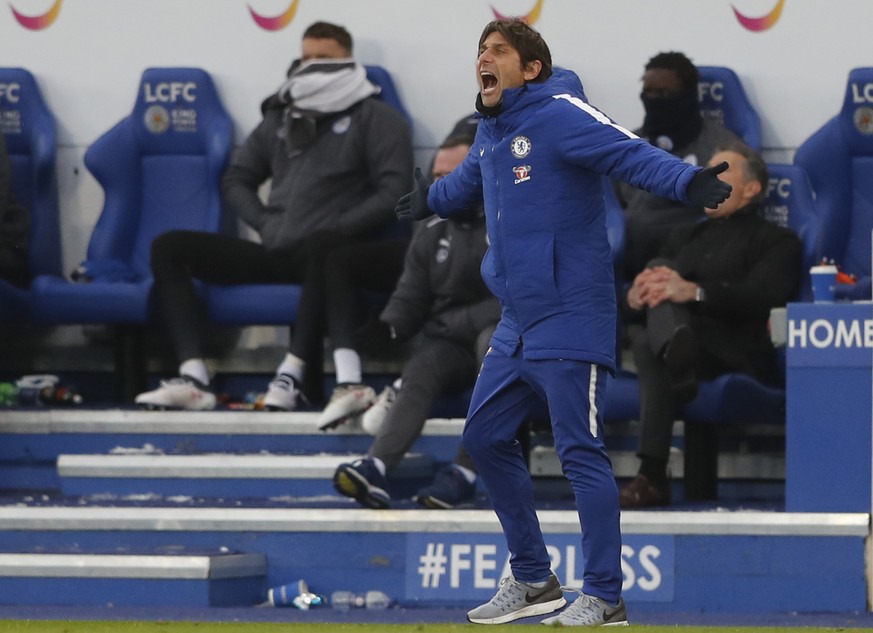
553, 93, 638, 139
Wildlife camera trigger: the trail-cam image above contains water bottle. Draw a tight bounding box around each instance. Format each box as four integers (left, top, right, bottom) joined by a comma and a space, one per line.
363, 590, 392, 610
330, 589, 392, 611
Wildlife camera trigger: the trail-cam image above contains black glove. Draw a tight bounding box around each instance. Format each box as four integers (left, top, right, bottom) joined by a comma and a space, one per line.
394, 167, 433, 221
686, 161, 732, 209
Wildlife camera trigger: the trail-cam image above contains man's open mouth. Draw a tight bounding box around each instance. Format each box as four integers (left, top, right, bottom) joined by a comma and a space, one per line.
480, 71, 498, 93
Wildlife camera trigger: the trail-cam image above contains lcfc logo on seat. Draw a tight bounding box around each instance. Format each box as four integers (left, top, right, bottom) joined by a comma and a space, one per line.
854, 107, 873, 135
0, 83, 20, 103
143, 82, 197, 104
850, 82, 873, 104
144, 105, 170, 134
697, 81, 724, 102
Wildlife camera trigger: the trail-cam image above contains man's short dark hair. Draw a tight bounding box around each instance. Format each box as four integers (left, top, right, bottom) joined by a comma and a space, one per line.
440, 134, 475, 151
719, 140, 769, 205
303, 21, 353, 55
478, 19, 553, 83
645, 51, 698, 92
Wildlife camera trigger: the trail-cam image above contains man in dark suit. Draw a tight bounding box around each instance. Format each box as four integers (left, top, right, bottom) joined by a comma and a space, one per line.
620, 142, 802, 508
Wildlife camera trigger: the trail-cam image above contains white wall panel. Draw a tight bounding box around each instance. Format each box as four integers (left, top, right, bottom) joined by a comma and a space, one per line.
1, 0, 869, 265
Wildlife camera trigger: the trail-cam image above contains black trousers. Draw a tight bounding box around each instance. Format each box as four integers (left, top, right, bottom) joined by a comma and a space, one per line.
0, 247, 29, 288
634, 301, 737, 463
321, 238, 409, 349
152, 231, 304, 362
151, 230, 409, 400
368, 329, 493, 473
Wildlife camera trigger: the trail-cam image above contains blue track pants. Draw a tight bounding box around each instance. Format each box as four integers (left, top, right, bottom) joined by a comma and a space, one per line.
462, 347, 622, 603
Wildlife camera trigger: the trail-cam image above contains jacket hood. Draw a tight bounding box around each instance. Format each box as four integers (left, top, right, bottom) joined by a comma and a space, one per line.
546, 67, 586, 96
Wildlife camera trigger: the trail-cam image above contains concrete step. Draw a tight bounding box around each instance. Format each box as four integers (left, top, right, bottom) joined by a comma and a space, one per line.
0, 549, 266, 607
530, 446, 786, 480
0, 409, 466, 462
2, 409, 786, 502
0, 505, 863, 614
54, 444, 785, 508
56, 452, 437, 499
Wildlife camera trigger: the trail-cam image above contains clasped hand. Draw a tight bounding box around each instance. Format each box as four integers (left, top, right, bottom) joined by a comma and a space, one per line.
627, 266, 696, 310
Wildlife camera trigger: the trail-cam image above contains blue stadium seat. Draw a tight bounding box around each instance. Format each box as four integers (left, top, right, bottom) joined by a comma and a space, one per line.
603, 179, 627, 367
762, 163, 822, 301
207, 284, 302, 326
32, 67, 233, 325
30, 67, 233, 398
365, 65, 411, 126
0, 67, 60, 321
697, 66, 762, 150
603, 182, 625, 269
794, 67, 873, 301
206, 64, 412, 328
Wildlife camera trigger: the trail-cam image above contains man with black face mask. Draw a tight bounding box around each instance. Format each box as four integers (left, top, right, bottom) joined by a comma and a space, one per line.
616, 52, 742, 281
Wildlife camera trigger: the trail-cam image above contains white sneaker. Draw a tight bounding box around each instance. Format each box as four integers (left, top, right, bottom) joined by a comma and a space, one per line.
317, 383, 376, 430
540, 592, 629, 626
467, 573, 565, 624
135, 377, 216, 411
263, 373, 302, 411
360, 385, 396, 436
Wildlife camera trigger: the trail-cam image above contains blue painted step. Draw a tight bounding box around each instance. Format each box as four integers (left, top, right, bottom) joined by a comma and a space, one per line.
0, 549, 266, 607
0, 410, 466, 494
0, 505, 864, 614
57, 453, 437, 499
0, 410, 466, 462
1, 410, 783, 502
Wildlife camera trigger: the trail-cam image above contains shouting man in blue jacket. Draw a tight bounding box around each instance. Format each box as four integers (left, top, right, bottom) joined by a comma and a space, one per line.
396, 18, 731, 627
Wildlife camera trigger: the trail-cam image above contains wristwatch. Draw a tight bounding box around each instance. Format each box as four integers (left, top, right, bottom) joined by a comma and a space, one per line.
695, 285, 706, 302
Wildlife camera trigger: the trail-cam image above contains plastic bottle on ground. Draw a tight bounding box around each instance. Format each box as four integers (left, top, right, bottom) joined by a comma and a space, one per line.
330, 590, 392, 610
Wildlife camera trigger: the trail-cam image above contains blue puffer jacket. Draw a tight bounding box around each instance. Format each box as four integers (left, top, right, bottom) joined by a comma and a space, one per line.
428, 68, 700, 370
